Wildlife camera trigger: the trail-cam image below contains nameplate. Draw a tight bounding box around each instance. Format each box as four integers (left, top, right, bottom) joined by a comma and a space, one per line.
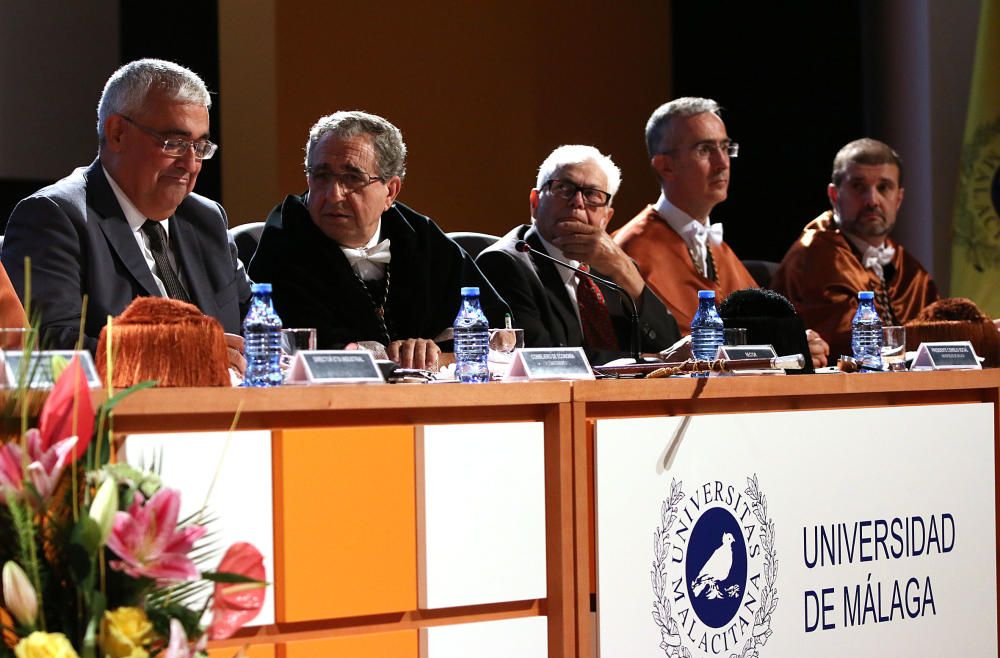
2, 351, 101, 389
910, 341, 981, 371
505, 347, 594, 381
286, 350, 385, 384
716, 344, 777, 361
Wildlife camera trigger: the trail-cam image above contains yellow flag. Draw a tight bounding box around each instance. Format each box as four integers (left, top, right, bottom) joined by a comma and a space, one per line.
951, 0, 1000, 316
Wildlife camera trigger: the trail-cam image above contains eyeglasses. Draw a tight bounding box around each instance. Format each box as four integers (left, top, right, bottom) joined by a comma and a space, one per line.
120, 115, 218, 160
541, 179, 612, 207
663, 140, 739, 160
306, 166, 384, 194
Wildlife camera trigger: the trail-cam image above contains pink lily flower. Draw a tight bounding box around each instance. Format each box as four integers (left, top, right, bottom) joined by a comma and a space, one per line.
106, 488, 206, 581
163, 618, 206, 658
0, 429, 79, 506
207, 542, 266, 640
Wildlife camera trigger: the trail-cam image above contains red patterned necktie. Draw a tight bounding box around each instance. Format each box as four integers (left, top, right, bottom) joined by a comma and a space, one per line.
576, 265, 620, 352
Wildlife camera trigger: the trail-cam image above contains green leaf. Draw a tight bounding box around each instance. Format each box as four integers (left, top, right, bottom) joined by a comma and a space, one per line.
201, 571, 267, 584
98, 380, 158, 413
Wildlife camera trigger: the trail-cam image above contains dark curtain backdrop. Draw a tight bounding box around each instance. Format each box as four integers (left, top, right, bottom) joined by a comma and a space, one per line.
671, 1, 865, 263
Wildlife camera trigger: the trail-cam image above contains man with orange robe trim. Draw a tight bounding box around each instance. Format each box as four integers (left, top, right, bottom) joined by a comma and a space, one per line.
613, 97, 757, 333
771, 138, 938, 358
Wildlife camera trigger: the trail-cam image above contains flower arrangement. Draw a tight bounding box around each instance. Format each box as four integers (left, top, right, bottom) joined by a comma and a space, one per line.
0, 353, 266, 658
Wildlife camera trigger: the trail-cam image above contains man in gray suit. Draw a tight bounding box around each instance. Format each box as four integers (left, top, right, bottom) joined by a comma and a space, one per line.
2, 59, 251, 367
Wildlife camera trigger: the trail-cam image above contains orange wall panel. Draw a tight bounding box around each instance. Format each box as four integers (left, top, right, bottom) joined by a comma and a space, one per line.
274, 427, 417, 621
283, 630, 416, 658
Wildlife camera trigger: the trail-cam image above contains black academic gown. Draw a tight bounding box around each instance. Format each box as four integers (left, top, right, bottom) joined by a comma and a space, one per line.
247, 194, 509, 349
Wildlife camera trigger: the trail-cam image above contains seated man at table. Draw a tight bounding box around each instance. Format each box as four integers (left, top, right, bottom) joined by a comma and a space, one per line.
613, 97, 758, 331
614, 97, 828, 367
248, 110, 507, 369
771, 138, 939, 357
475, 145, 680, 363
2, 59, 251, 367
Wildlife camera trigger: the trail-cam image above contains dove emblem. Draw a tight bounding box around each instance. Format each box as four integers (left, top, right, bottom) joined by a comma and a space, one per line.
691, 532, 735, 599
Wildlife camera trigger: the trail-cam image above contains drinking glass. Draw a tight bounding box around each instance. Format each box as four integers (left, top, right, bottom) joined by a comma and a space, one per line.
881, 326, 906, 371
723, 327, 748, 346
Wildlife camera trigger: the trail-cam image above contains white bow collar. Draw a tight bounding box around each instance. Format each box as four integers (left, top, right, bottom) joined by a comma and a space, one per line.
341, 239, 391, 281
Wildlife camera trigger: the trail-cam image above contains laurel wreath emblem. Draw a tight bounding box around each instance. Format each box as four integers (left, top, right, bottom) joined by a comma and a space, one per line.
652, 475, 778, 658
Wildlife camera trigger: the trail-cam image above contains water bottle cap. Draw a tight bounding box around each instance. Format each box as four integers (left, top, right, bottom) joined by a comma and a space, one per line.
858, 290, 874, 300
461, 286, 480, 296
251, 283, 272, 294
697, 290, 716, 299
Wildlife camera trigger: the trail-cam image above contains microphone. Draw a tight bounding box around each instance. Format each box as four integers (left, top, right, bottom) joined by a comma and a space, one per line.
515, 239, 641, 363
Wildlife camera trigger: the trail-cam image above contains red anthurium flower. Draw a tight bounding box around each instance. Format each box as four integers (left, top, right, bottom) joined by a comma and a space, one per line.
38, 355, 94, 461
106, 488, 206, 581
207, 542, 266, 640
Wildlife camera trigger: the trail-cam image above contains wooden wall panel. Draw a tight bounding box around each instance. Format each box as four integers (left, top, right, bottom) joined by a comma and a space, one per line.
221, 1, 671, 234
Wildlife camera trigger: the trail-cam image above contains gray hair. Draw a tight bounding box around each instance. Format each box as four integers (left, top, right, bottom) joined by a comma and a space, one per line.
645, 97, 721, 157
305, 110, 407, 180
96, 59, 211, 141
535, 145, 622, 198
831, 138, 904, 187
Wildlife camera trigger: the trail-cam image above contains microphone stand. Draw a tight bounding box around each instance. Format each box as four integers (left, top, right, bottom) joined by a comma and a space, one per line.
516, 240, 642, 363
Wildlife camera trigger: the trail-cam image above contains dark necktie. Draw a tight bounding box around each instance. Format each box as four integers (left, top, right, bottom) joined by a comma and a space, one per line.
141, 220, 190, 302
576, 265, 620, 352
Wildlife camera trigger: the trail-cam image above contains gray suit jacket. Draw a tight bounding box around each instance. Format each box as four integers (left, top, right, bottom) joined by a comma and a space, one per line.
1, 160, 251, 352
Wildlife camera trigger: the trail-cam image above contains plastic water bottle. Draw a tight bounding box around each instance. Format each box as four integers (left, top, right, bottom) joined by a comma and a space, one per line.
453, 286, 490, 383
242, 283, 283, 387
851, 290, 883, 371
691, 290, 725, 362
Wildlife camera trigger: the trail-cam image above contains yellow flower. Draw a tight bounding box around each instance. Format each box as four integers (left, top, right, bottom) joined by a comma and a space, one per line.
13, 632, 79, 658
100, 607, 153, 658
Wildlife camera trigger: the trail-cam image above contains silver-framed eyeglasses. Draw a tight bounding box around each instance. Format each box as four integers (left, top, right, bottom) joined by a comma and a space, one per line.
120, 115, 218, 160
306, 165, 384, 194
541, 178, 612, 207
663, 140, 739, 160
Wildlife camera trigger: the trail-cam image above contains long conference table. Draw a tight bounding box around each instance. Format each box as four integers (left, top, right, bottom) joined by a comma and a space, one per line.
108, 369, 1000, 658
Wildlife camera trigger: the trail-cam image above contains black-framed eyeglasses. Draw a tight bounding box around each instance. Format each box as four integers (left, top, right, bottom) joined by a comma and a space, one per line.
541, 179, 612, 207
661, 140, 739, 160
120, 115, 218, 160
305, 166, 385, 194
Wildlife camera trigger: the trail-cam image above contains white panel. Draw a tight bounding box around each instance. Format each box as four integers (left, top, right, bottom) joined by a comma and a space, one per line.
420, 422, 546, 608
595, 404, 997, 658
124, 430, 275, 626
421, 616, 548, 658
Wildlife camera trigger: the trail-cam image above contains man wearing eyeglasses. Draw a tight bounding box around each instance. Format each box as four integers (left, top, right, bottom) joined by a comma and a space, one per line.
247, 110, 507, 370
475, 145, 679, 361
612, 97, 758, 333
1, 58, 251, 365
